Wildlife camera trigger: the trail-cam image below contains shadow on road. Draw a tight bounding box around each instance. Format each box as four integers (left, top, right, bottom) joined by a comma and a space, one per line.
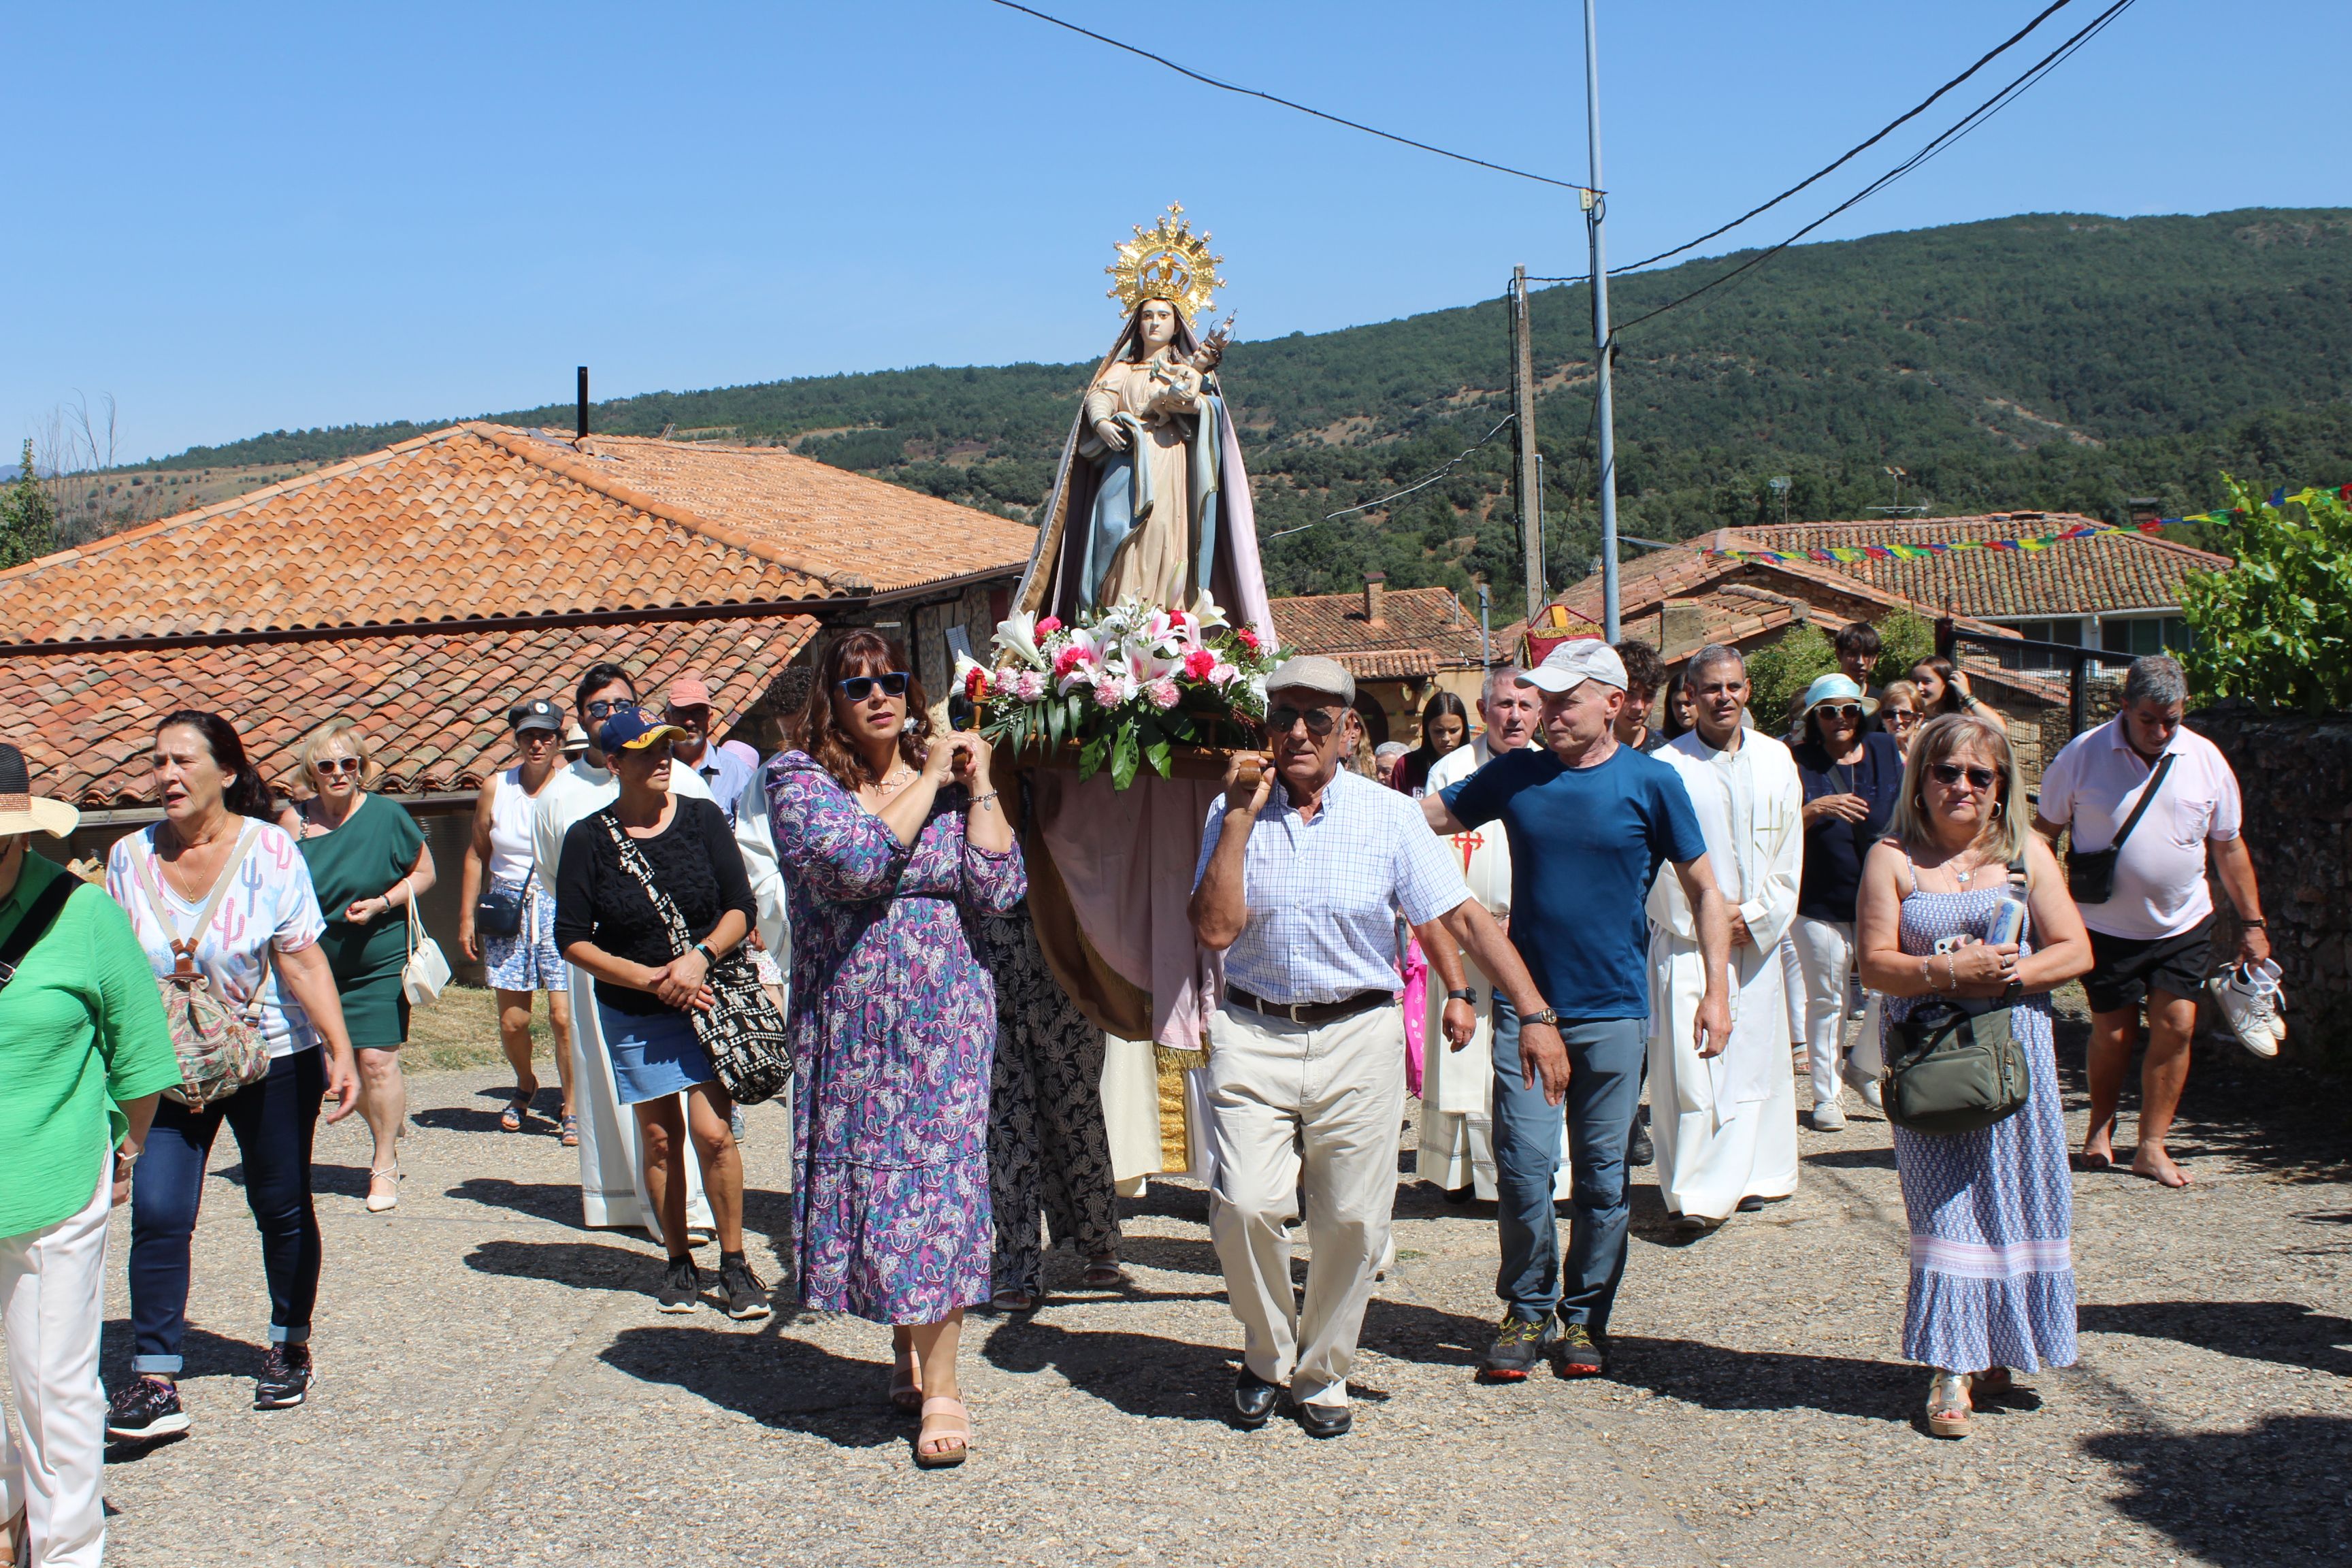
602, 1324, 902, 1449
444, 1176, 600, 1228
2078, 1299, 2352, 1377
1360, 1298, 1492, 1369
1116, 1234, 1223, 1277
982, 1318, 1247, 1423
1605, 1335, 1916, 1422
463, 1237, 656, 1292
1802, 1146, 1897, 1170
2080, 1415, 2352, 1567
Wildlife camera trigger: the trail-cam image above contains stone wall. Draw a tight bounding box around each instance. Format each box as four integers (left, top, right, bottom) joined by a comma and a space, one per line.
2188, 706, 2352, 1064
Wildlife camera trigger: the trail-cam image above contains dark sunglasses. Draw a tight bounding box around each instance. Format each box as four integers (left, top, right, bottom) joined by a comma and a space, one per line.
1882, 708, 1919, 725
585, 697, 638, 720
314, 757, 363, 777
1266, 704, 1343, 737
1929, 762, 1999, 791
514, 729, 559, 745
1815, 703, 1865, 721
836, 672, 911, 702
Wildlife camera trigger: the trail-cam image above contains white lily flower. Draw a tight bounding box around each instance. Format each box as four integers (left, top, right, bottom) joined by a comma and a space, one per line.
992, 612, 1047, 670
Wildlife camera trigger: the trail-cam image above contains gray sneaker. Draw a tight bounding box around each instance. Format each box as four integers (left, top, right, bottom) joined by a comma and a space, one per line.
655, 1256, 702, 1313
1479, 1313, 1552, 1383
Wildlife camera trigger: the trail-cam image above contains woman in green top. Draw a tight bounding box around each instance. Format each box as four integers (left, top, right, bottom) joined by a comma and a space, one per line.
0, 743, 180, 1567
281, 719, 436, 1213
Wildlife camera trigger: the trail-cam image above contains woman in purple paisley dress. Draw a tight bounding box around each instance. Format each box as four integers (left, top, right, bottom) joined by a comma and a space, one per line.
1857, 713, 2091, 1440
766, 630, 1022, 1469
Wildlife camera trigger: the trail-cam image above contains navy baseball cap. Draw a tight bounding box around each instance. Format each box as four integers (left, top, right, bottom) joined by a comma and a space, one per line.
596, 708, 687, 755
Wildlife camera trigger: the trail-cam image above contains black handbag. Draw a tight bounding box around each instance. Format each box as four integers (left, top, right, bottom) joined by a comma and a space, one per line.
474, 881, 525, 938
596, 812, 791, 1105
2065, 752, 2173, 906
1884, 853, 2034, 1135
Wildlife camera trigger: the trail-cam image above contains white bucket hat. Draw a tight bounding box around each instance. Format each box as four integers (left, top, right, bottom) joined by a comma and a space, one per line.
0, 744, 80, 838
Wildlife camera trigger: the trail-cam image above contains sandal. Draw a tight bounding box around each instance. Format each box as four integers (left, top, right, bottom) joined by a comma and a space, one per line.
365, 1164, 402, 1214
914, 1395, 970, 1469
988, 1288, 1035, 1313
559, 1115, 579, 1148
1925, 1371, 1972, 1439
1971, 1367, 2015, 1401
1083, 1253, 1129, 1289
888, 1358, 924, 1414
499, 1088, 536, 1132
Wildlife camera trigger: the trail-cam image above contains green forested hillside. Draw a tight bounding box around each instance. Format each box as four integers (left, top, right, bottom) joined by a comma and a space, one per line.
148, 209, 2352, 603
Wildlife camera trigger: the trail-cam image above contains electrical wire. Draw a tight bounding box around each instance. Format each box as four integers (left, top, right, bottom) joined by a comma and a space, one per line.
1266, 415, 1517, 540
1609, 0, 2140, 336
1605, 0, 2080, 276
983, 1, 1597, 197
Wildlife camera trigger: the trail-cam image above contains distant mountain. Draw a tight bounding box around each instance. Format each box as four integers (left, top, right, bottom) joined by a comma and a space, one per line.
144, 208, 2352, 603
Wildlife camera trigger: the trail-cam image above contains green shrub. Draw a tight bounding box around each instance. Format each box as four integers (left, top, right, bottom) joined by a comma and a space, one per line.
2180, 477, 2352, 712
1744, 623, 1837, 734
1872, 610, 1939, 689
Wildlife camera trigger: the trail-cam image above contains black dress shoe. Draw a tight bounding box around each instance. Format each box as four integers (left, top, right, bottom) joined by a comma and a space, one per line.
1232, 1368, 1281, 1428
1294, 1401, 1352, 1439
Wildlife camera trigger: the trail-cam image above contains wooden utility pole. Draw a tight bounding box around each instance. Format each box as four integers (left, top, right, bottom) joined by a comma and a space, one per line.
1510, 265, 1544, 624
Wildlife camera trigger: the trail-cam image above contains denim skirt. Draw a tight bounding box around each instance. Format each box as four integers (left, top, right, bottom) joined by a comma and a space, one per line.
598, 1006, 715, 1105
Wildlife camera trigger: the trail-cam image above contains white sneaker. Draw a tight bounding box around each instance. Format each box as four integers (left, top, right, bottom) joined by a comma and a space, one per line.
1840, 1061, 1884, 1111
2209, 960, 2285, 1058
1811, 1099, 1847, 1132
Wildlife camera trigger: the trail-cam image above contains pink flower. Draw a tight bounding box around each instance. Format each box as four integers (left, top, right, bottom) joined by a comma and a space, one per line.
1052, 645, 1086, 679
1013, 669, 1047, 702
1209, 661, 1241, 687
1036, 616, 1063, 636
1147, 678, 1181, 710
1183, 647, 1217, 681
1094, 672, 1135, 706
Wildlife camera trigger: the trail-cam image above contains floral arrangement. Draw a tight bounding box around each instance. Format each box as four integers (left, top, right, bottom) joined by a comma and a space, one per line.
960, 598, 1279, 789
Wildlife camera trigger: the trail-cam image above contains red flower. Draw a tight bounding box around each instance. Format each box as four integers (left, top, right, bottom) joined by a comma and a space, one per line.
1036, 616, 1063, 636
964, 666, 988, 701
1052, 645, 1085, 678
1234, 626, 1260, 652
1183, 647, 1217, 681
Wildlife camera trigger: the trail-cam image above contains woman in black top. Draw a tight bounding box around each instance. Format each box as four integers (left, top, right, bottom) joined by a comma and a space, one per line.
555, 709, 764, 1318
1392, 690, 1469, 796
1788, 674, 1907, 1130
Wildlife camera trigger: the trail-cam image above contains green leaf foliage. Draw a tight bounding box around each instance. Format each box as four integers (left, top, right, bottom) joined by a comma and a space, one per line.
1872, 612, 1940, 691
2180, 478, 2352, 712
0, 441, 56, 569
1745, 623, 1837, 734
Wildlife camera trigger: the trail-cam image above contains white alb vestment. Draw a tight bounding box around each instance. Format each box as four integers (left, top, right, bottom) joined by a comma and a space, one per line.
533, 756, 718, 1239
1415, 736, 1571, 1201
1645, 728, 1803, 1222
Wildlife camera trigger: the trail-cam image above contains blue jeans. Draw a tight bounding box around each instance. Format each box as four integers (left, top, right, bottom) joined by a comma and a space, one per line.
1489, 1011, 1647, 1333
129, 1048, 325, 1375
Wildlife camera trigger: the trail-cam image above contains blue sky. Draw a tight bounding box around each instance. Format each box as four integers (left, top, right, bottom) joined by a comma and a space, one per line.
5, 0, 2346, 462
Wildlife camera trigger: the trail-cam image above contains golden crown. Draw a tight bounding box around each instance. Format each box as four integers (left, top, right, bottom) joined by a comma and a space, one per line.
1105, 203, 1225, 323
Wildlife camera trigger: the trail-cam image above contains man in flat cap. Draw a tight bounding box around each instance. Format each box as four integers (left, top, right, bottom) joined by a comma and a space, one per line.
1191, 655, 1560, 1439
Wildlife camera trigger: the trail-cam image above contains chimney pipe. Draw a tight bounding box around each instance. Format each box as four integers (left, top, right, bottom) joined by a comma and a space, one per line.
1364, 571, 1386, 626
576, 367, 589, 440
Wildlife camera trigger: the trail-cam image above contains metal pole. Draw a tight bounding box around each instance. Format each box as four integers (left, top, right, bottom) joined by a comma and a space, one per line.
1584, 0, 1620, 642
1511, 267, 1545, 625
1477, 582, 1492, 670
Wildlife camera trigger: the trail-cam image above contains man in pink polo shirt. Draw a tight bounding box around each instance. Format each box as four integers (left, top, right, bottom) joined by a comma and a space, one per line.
2034, 655, 2272, 1187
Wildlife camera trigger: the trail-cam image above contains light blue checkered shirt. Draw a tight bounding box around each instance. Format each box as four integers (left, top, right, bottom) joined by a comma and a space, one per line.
1194, 768, 1469, 1005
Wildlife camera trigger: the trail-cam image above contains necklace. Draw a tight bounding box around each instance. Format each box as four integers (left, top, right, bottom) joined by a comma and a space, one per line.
866, 764, 917, 803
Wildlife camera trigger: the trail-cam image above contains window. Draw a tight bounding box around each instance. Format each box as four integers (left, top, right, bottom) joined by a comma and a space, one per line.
2099, 616, 2194, 658
1997, 618, 2083, 670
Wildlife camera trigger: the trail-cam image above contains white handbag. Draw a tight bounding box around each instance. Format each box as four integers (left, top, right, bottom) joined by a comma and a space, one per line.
402, 898, 451, 1004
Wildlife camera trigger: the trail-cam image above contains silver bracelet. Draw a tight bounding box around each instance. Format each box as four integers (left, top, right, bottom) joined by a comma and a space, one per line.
969, 791, 1000, 810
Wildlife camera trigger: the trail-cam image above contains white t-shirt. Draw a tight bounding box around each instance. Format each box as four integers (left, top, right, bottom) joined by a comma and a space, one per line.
108, 820, 329, 1057
2037, 718, 2242, 940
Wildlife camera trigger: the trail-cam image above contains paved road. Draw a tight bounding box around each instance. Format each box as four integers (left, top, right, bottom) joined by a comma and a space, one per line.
65, 1025, 2352, 1567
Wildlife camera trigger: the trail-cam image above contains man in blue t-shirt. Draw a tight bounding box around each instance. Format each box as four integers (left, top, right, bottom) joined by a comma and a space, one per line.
1424, 639, 1732, 1377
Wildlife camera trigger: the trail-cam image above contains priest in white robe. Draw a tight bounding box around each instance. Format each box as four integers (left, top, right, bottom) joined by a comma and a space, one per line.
532, 664, 717, 1241
1417, 668, 1570, 1201
1645, 645, 1803, 1231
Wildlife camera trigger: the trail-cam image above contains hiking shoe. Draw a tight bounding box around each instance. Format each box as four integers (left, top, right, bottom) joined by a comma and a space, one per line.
255, 1343, 313, 1409
1478, 1313, 1552, 1383
1626, 1105, 1655, 1168
719, 1256, 772, 1321
656, 1256, 703, 1313
105, 1377, 191, 1443
1553, 1322, 1608, 1378
2210, 960, 2285, 1058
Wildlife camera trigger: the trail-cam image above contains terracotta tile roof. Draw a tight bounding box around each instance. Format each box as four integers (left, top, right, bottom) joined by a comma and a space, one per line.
1727, 513, 2232, 619
1271, 585, 1487, 673
0, 422, 1032, 647
1330, 648, 1441, 681
1, 612, 818, 808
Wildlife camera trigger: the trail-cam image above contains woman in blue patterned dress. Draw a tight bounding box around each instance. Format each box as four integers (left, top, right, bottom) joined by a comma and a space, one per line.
767, 630, 1023, 1469
1857, 713, 2091, 1438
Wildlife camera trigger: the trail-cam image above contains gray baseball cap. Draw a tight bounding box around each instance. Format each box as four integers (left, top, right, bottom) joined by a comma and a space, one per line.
508, 698, 564, 734
1263, 654, 1356, 706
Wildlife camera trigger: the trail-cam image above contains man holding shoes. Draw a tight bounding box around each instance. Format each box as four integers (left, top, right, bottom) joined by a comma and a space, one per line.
1190, 655, 1564, 1439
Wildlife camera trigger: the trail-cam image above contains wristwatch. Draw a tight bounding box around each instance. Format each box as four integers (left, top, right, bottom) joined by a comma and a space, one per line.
1521, 1006, 1561, 1028
1446, 988, 1478, 1004
693, 942, 717, 968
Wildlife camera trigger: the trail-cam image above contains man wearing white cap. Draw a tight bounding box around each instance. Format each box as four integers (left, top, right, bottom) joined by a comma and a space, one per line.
1424, 638, 1731, 1378
1645, 644, 1804, 1235
1192, 655, 1560, 1437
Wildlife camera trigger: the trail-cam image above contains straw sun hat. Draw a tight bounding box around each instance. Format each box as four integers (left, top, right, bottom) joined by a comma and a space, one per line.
0, 742, 80, 838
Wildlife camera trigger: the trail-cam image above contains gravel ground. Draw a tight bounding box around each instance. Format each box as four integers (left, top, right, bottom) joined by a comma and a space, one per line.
52, 994, 2352, 1567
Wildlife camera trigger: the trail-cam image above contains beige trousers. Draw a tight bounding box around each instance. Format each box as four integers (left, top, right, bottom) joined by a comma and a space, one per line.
0, 1159, 112, 1568
1206, 1002, 1405, 1409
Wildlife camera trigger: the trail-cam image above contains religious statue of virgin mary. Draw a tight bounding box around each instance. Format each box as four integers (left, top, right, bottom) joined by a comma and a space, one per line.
1016, 204, 1275, 625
